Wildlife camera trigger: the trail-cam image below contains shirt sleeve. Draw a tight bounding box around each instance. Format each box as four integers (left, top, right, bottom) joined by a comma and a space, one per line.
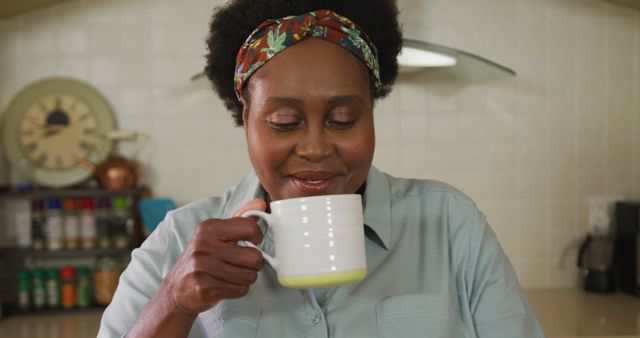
464, 210, 546, 338
97, 215, 203, 338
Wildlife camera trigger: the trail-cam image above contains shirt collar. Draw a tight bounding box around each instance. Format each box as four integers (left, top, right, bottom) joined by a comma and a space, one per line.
222, 166, 392, 250
220, 172, 265, 219
362, 166, 392, 250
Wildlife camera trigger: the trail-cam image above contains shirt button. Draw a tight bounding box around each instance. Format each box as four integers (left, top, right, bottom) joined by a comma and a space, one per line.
311, 314, 321, 325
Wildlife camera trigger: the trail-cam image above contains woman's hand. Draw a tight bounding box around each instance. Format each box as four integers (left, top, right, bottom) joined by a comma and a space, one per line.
124, 199, 267, 338
165, 199, 267, 314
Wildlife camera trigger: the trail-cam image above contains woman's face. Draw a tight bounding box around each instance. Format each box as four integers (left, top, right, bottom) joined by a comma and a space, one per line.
243, 38, 375, 202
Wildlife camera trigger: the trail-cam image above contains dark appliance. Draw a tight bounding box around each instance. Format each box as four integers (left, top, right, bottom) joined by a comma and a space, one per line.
615, 201, 640, 296
577, 233, 616, 293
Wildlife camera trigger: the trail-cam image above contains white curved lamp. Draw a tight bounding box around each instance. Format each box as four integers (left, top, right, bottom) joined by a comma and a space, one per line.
398, 42, 457, 67
399, 39, 516, 78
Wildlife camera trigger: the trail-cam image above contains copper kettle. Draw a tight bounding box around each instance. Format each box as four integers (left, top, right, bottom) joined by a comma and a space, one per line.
79, 154, 138, 190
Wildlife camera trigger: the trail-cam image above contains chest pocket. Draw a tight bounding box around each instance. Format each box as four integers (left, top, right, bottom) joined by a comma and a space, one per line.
375, 293, 463, 338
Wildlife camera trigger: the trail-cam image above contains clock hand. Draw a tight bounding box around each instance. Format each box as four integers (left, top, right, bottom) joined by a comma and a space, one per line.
26, 118, 45, 129
43, 130, 61, 138
42, 126, 64, 138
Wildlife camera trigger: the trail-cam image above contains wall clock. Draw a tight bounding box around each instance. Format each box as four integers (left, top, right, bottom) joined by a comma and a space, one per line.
1, 77, 117, 188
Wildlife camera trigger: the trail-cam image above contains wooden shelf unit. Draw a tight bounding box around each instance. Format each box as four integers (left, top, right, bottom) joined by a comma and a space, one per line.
0, 187, 145, 316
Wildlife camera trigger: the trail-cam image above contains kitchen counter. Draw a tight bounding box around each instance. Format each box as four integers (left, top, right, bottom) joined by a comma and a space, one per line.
526, 288, 640, 338
0, 288, 638, 337
0, 310, 102, 337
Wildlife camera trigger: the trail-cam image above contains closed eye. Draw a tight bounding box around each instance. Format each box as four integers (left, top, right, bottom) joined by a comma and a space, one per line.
268, 120, 302, 131
327, 120, 355, 130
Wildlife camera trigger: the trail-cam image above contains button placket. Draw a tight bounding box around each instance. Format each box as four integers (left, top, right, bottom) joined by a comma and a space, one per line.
305, 289, 327, 332
311, 313, 321, 325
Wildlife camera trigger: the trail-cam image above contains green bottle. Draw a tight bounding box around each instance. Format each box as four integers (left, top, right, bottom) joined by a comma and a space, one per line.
76, 266, 92, 308
31, 269, 46, 309
110, 197, 131, 249
45, 269, 60, 308
17, 269, 30, 310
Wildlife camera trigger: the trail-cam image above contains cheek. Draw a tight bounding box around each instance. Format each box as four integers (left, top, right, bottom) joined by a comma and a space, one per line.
247, 130, 292, 171
339, 129, 375, 169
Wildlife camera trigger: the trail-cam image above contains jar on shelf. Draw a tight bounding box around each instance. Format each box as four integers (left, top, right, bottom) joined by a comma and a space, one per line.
94, 257, 122, 306
15, 207, 31, 248
79, 198, 97, 250
95, 197, 111, 249
45, 199, 64, 251
60, 266, 76, 309
45, 268, 60, 309
62, 198, 80, 250
31, 199, 46, 251
110, 197, 131, 249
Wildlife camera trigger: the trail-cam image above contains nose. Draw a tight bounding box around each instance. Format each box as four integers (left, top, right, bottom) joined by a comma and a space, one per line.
295, 127, 334, 162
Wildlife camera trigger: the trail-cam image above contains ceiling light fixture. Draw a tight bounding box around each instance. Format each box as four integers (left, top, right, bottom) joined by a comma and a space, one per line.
398, 40, 457, 67
398, 39, 516, 79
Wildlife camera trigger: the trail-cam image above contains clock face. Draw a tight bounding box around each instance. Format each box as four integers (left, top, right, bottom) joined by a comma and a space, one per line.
1, 77, 117, 188
19, 95, 99, 169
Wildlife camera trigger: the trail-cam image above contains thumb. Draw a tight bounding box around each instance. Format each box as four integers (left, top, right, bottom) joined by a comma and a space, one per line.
233, 198, 267, 218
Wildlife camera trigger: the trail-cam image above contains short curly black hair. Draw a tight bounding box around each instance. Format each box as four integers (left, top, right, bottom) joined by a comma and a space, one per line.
205, 0, 403, 126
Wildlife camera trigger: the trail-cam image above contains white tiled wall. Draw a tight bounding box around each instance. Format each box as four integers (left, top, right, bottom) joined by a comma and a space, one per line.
0, 0, 638, 288
394, 0, 640, 288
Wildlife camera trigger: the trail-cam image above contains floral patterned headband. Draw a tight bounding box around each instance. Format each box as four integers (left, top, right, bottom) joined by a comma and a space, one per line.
234, 9, 382, 101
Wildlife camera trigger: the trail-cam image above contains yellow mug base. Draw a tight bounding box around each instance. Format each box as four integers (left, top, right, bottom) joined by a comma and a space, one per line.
278, 269, 367, 289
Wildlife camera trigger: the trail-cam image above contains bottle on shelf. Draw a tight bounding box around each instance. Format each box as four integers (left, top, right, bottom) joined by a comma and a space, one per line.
79, 198, 97, 250
60, 266, 76, 309
76, 266, 92, 308
31, 199, 46, 251
17, 269, 30, 310
62, 198, 80, 250
45, 268, 60, 309
45, 199, 64, 251
15, 207, 31, 248
96, 197, 112, 249
32, 269, 46, 310
110, 197, 131, 249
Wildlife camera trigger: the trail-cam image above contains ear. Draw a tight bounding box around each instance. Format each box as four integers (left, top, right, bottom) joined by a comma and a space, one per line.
241, 103, 249, 129
238, 91, 249, 128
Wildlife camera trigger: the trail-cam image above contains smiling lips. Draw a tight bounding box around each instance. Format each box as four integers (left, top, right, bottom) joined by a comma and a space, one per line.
290, 170, 338, 194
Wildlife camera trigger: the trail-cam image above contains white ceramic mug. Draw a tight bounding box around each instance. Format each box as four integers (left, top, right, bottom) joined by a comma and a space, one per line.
240, 194, 367, 289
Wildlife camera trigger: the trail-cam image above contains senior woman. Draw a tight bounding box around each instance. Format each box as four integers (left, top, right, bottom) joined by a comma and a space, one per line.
98, 0, 545, 337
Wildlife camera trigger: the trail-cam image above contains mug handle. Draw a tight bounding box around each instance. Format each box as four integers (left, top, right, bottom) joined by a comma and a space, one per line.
238, 210, 278, 269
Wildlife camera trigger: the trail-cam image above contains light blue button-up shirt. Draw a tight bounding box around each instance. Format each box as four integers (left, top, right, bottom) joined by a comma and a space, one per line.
99, 167, 545, 338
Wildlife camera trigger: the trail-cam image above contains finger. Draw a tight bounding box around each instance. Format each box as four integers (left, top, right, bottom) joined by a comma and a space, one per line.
208, 261, 259, 286
207, 280, 250, 302
189, 274, 250, 306
219, 245, 265, 270
232, 199, 268, 245
191, 242, 264, 272
199, 218, 263, 244
233, 198, 267, 217
236, 219, 264, 246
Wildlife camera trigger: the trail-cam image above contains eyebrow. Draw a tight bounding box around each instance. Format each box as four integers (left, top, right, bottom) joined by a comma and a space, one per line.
265, 95, 365, 107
